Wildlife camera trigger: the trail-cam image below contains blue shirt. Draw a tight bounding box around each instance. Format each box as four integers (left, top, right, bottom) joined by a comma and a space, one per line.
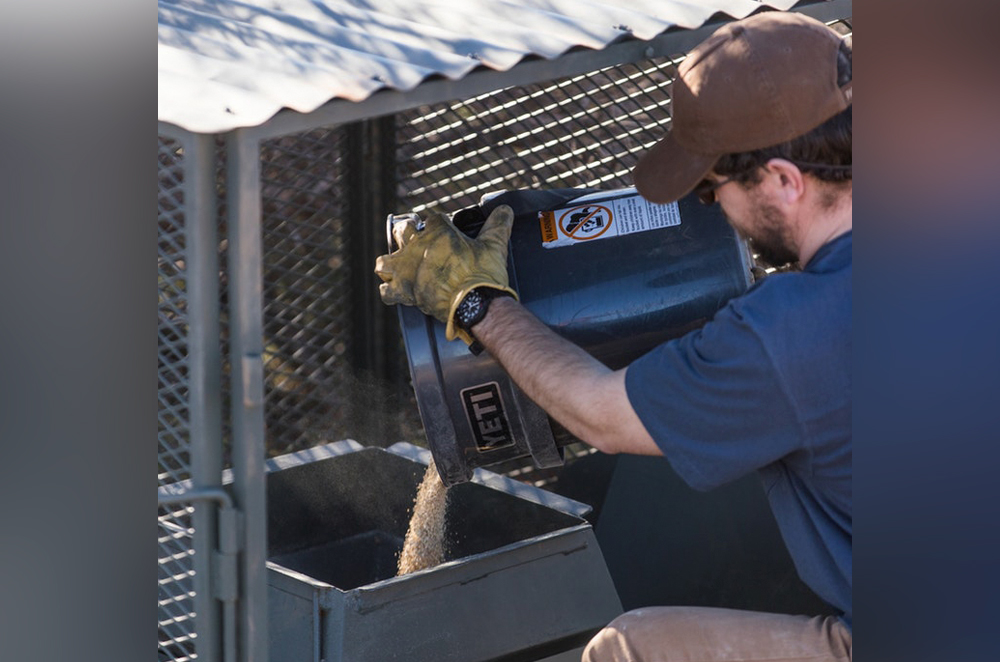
625, 232, 852, 627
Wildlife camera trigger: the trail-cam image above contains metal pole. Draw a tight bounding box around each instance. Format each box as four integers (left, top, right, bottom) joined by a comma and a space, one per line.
345, 117, 399, 442
188, 131, 225, 662
226, 128, 269, 662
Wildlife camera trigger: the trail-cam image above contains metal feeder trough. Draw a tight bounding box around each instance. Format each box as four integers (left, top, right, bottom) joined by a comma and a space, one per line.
266, 440, 622, 662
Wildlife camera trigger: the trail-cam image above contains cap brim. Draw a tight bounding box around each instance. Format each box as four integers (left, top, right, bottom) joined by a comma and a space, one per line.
632, 130, 718, 205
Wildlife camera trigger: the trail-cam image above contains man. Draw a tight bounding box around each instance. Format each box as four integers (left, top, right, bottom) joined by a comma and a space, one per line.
376, 11, 851, 662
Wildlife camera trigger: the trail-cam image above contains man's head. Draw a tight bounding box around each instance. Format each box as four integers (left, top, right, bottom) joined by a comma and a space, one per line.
632, 11, 852, 205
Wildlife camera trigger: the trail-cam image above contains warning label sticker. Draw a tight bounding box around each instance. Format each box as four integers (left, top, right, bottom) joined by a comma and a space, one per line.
538, 190, 681, 249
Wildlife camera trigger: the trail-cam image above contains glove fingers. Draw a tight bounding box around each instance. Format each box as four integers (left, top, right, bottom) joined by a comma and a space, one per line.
374, 253, 397, 283
390, 213, 423, 249
375, 253, 417, 306
419, 210, 453, 236
475, 205, 515, 252
379, 280, 415, 306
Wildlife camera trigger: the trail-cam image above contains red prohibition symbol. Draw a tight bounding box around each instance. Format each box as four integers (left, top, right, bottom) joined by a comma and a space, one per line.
558, 204, 613, 241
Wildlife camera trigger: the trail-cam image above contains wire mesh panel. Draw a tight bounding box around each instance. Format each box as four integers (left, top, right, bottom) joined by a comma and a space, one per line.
259, 129, 362, 456
158, 502, 198, 661
396, 57, 681, 215
160, 136, 191, 484
158, 135, 198, 661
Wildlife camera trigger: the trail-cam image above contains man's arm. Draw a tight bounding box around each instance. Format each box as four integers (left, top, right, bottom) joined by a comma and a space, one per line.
375, 205, 660, 457
471, 296, 662, 457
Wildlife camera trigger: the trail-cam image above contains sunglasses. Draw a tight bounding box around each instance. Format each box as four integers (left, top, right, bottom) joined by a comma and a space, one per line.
693, 161, 852, 205
693, 176, 733, 205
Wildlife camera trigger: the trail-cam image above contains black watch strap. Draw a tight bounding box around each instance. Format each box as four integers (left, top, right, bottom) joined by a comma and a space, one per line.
454, 287, 512, 334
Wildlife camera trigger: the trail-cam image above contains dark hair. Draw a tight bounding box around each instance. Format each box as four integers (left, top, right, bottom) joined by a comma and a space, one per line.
715, 39, 852, 185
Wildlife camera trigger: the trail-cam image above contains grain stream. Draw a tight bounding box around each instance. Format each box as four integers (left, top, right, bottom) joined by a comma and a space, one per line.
397, 461, 449, 576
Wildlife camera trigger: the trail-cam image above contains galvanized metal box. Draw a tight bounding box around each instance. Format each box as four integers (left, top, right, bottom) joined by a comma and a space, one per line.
266, 441, 622, 662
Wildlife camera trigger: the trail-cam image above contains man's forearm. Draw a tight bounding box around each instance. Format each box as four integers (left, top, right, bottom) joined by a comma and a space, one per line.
470, 296, 661, 456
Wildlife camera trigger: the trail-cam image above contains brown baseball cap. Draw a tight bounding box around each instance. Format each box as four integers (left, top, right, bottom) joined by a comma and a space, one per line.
632, 11, 853, 204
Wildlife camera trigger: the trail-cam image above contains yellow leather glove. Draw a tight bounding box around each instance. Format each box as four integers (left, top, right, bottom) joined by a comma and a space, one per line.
375, 205, 518, 344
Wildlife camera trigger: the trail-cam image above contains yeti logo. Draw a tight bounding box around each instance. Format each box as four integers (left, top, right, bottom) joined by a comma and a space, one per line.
460, 382, 514, 451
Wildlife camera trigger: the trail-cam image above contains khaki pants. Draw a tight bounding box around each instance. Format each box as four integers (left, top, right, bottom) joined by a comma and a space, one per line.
582, 607, 851, 662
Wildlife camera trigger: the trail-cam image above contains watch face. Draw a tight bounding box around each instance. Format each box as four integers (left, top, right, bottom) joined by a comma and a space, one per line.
457, 290, 483, 330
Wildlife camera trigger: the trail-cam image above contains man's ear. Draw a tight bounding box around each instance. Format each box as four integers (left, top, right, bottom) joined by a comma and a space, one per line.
764, 158, 806, 205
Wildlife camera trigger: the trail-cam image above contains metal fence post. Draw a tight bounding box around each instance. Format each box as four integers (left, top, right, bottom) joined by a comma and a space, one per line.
345, 115, 402, 442
188, 131, 225, 662
226, 128, 269, 662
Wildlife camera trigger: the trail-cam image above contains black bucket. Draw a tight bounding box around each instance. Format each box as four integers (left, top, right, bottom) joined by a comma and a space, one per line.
392, 187, 753, 486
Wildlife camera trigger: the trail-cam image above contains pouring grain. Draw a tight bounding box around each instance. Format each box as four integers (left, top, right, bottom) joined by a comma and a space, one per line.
397, 461, 449, 576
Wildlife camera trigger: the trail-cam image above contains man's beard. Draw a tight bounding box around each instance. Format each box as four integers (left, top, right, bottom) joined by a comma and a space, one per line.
744, 201, 799, 267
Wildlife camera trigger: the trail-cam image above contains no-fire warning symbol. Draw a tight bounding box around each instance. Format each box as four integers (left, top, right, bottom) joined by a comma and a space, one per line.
559, 204, 613, 240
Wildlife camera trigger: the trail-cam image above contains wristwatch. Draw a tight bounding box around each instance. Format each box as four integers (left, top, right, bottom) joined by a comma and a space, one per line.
454, 287, 512, 334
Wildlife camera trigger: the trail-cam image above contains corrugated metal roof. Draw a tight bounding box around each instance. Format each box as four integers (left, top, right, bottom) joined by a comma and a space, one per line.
159, 0, 812, 134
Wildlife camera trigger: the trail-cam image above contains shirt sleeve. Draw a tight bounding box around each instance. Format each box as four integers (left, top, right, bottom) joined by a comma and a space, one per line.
624, 291, 806, 491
